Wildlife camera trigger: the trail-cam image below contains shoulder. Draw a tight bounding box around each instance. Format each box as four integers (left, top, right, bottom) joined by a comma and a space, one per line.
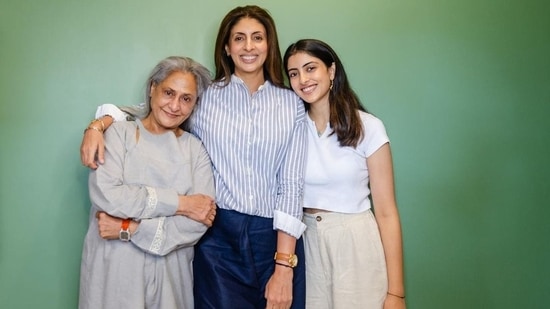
358, 110, 385, 131
181, 131, 202, 145
357, 110, 390, 155
179, 132, 209, 158
267, 83, 299, 98
107, 120, 137, 137
265, 84, 303, 113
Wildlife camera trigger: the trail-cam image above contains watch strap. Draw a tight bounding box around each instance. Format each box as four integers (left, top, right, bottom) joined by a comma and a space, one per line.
274, 252, 298, 268
119, 219, 131, 242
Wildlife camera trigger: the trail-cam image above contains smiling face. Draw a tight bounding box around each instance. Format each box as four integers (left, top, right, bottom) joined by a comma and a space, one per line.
225, 17, 268, 79
146, 71, 198, 134
286, 51, 335, 106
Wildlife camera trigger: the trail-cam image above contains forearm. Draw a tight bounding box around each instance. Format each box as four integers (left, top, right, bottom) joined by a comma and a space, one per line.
131, 216, 207, 256
276, 230, 297, 256
376, 212, 405, 296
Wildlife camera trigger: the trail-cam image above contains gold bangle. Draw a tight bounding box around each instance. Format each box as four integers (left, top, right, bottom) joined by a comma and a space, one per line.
84, 126, 103, 134
91, 118, 105, 132
86, 119, 104, 133
387, 292, 405, 299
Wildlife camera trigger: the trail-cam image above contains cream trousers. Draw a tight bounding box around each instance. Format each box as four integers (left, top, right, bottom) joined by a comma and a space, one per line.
303, 209, 388, 309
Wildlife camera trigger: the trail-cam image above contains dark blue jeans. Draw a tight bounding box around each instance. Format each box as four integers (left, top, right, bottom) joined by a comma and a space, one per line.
193, 208, 306, 309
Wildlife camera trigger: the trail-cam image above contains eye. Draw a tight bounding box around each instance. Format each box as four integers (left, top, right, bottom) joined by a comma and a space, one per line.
234, 35, 244, 42
306, 65, 316, 72
288, 71, 297, 78
253, 34, 264, 41
180, 96, 195, 104
164, 89, 174, 97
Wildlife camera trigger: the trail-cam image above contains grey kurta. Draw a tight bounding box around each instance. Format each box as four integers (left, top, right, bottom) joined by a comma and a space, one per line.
79, 119, 214, 309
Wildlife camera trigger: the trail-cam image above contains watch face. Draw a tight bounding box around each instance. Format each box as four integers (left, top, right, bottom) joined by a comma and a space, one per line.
289, 255, 298, 267
119, 230, 130, 242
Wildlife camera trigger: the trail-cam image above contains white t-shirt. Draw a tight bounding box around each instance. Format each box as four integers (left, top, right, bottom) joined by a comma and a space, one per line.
303, 111, 389, 213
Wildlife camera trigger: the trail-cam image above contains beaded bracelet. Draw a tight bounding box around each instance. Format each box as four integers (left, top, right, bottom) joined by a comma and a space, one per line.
387, 292, 405, 299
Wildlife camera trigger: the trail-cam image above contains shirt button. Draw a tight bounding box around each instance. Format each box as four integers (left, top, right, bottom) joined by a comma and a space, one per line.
316, 216, 322, 222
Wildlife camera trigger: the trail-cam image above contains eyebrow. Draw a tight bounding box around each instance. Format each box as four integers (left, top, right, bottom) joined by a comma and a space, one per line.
232, 31, 265, 36
162, 86, 196, 97
288, 61, 318, 71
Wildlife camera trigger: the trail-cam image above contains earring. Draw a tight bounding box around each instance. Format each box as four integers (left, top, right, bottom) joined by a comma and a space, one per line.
329, 79, 334, 91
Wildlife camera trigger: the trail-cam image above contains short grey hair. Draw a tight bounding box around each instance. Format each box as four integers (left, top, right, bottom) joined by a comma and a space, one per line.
121, 56, 211, 120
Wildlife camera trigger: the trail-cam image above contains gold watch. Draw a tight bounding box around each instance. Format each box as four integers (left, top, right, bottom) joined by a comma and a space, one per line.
274, 252, 298, 268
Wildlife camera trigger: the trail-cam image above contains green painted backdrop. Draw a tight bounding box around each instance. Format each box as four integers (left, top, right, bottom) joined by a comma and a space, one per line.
1, 0, 549, 308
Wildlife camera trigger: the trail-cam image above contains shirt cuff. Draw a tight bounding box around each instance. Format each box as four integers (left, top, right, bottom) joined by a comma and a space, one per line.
95, 103, 126, 122
273, 210, 306, 239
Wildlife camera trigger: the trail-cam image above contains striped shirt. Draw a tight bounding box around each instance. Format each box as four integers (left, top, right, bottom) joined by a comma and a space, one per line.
191, 75, 307, 238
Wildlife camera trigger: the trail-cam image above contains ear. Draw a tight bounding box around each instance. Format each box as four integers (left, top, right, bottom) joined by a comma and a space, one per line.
149, 82, 156, 96
225, 45, 230, 56
329, 62, 336, 80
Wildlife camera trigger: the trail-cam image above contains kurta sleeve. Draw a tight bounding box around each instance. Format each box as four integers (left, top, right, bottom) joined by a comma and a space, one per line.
88, 123, 179, 219
125, 135, 215, 256
129, 216, 207, 256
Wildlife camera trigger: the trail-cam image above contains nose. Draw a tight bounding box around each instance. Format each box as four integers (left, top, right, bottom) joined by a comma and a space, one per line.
245, 38, 254, 51
299, 72, 309, 84
168, 97, 180, 111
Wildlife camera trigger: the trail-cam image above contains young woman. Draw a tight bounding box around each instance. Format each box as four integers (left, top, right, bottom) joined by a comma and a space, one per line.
284, 39, 406, 309
79, 56, 216, 309
79, 6, 307, 309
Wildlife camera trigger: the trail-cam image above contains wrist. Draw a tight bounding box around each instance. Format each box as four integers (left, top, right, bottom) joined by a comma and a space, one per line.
387, 291, 405, 299
119, 219, 131, 242
275, 261, 293, 269
274, 252, 298, 268
84, 119, 104, 134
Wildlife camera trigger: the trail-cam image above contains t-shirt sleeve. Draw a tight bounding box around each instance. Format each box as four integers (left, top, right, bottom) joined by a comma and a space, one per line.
359, 113, 390, 158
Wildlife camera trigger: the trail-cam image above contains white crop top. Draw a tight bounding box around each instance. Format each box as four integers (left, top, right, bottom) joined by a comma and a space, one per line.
303, 111, 390, 213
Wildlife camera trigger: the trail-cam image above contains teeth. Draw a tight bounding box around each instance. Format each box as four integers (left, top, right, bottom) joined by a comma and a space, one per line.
241, 55, 256, 62
302, 85, 316, 93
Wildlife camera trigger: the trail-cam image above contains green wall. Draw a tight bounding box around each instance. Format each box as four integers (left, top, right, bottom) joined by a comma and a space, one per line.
1, 0, 549, 308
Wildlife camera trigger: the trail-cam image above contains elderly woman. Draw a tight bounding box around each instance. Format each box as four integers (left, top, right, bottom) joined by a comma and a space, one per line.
79, 56, 217, 309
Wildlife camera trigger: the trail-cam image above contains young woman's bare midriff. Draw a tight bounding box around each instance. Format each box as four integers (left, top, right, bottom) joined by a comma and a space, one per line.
303, 208, 330, 214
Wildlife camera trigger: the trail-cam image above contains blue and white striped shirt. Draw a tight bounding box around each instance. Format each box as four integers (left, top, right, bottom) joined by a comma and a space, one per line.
191, 75, 307, 238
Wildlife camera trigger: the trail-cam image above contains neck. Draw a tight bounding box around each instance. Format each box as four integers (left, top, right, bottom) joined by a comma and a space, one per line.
235, 71, 265, 94
308, 102, 330, 124
308, 103, 330, 135
142, 117, 182, 136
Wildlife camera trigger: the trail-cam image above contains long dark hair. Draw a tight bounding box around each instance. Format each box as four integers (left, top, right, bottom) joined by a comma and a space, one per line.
213, 5, 285, 88
284, 39, 366, 148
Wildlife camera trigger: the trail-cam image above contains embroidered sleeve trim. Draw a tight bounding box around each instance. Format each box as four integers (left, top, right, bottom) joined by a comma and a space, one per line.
149, 217, 165, 254
144, 186, 158, 218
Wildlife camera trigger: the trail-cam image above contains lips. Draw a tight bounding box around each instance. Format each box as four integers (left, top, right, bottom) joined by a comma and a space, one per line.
240, 55, 258, 63
162, 109, 182, 118
301, 84, 317, 94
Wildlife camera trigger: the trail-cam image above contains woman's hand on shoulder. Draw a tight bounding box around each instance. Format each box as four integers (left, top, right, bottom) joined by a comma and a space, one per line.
80, 128, 105, 169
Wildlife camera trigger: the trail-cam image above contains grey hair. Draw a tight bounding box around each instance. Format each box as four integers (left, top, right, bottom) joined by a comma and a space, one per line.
120, 56, 211, 120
